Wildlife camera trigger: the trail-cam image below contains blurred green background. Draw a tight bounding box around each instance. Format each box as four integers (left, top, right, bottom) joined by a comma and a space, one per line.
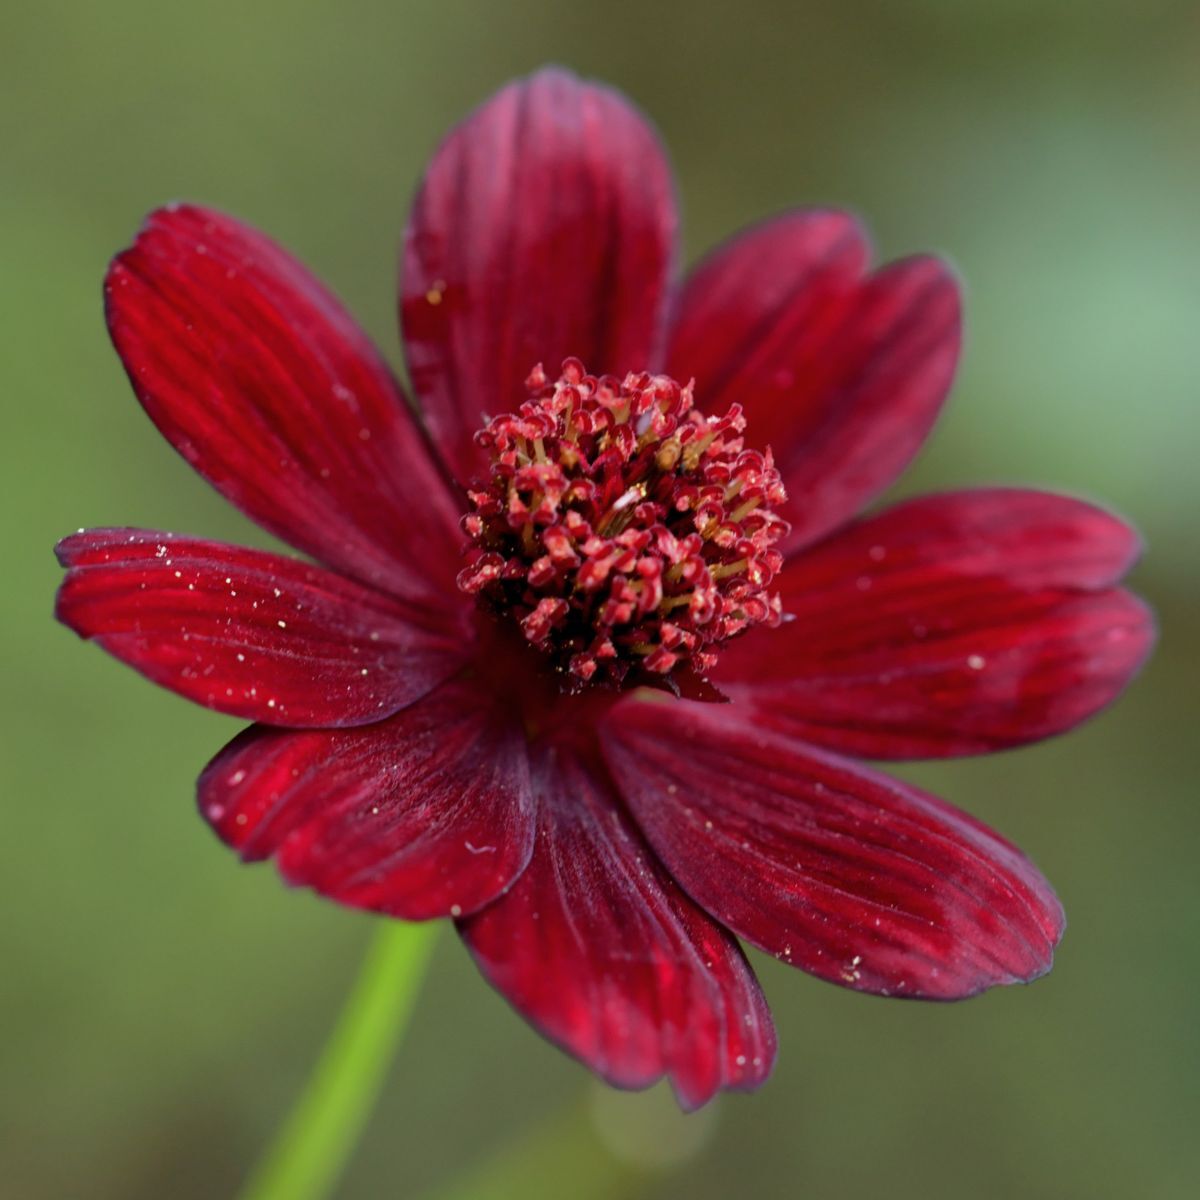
3, 1, 1197, 1197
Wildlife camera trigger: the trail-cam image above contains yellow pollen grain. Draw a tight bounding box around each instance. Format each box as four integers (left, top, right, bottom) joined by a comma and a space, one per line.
729, 497, 760, 523
710, 558, 749, 580
425, 279, 446, 305
682, 430, 716, 471
659, 593, 694, 612
655, 438, 682, 471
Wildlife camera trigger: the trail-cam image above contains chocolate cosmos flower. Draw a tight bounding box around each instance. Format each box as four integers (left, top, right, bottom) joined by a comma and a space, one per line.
56, 68, 1154, 1108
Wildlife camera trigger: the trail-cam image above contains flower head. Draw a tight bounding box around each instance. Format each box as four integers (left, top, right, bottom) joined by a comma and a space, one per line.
459, 358, 788, 687
56, 67, 1154, 1109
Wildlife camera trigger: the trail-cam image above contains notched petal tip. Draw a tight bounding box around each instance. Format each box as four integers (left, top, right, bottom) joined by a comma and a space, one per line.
666, 220, 963, 552
458, 740, 776, 1109
103, 202, 463, 601
53, 531, 85, 569
716, 489, 1156, 759
53, 527, 468, 727
601, 700, 1068, 1002
401, 65, 678, 484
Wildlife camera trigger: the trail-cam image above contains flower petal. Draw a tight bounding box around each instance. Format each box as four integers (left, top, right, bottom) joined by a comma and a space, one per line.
197, 675, 535, 920
716, 490, 1154, 758
401, 67, 678, 483
55, 529, 468, 727
601, 700, 1065, 1001
106, 203, 461, 601
458, 740, 775, 1110
775, 488, 1145, 592
665, 211, 961, 550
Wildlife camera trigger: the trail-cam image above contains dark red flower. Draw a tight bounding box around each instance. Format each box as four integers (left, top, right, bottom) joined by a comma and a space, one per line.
56, 68, 1154, 1109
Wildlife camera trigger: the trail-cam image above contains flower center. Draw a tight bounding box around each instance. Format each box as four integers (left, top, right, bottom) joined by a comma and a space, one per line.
457, 358, 788, 690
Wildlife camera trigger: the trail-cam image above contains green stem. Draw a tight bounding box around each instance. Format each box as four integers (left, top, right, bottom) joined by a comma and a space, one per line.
239, 920, 440, 1200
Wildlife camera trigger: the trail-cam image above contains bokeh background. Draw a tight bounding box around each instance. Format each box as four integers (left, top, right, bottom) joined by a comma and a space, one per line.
4, 2, 1197, 1197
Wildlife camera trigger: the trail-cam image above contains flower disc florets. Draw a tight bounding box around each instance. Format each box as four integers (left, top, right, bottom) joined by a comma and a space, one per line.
457, 358, 789, 690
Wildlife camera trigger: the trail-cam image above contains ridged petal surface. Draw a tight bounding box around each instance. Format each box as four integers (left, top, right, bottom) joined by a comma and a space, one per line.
665, 210, 960, 550
716, 490, 1153, 758
197, 675, 535, 920
402, 67, 677, 483
107, 204, 461, 600
458, 740, 775, 1109
56, 529, 467, 727
602, 699, 1065, 1000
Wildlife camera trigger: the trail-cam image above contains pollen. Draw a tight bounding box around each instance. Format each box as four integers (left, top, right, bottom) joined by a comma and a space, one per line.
457, 358, 789, 690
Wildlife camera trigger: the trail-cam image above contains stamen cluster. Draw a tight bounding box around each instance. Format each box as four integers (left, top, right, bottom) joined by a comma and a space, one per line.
458, 359, 789, 689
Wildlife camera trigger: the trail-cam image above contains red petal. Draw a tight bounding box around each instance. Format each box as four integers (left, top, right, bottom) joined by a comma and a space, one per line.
197, 675, 534, 919
665, 211, 960, 550
458, 741, 775, 1110
56, 529, 467, 727
401, 67, 677, 483
775, 488, 1145, 593
106, 204, 461, 601
717, 490, 1154, 758
601, 700, 1065, 1001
